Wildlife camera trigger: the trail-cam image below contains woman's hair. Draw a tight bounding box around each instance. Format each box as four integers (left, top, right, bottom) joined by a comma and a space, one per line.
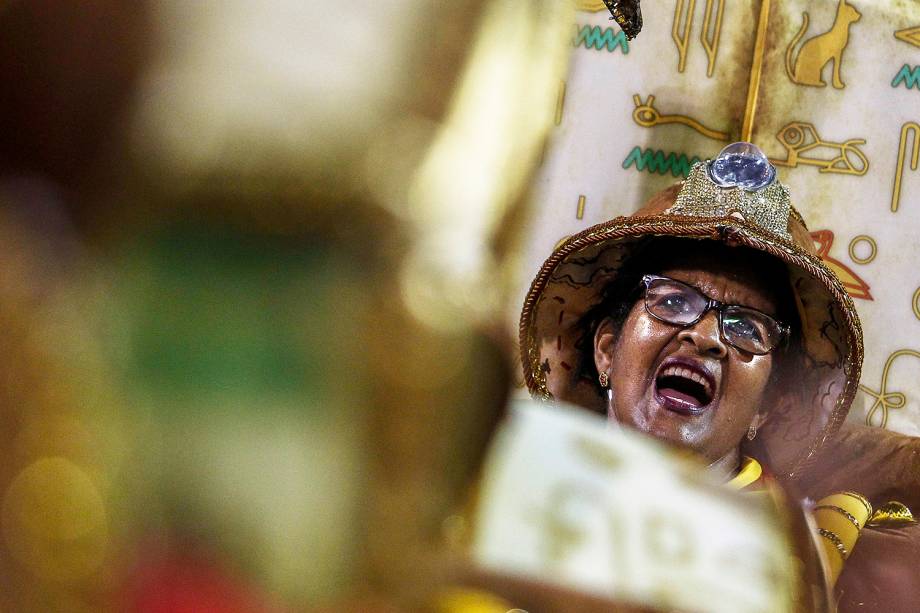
573, 237, 801, 397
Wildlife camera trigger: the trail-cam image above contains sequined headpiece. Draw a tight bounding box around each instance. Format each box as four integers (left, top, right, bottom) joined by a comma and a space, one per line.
667, 142, 792, 241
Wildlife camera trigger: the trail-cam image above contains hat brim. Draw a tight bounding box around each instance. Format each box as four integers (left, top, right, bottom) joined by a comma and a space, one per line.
519, 207, 862, 481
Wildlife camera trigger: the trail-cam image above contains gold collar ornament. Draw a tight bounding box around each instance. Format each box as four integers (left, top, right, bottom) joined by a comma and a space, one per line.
667, 142, 793, 241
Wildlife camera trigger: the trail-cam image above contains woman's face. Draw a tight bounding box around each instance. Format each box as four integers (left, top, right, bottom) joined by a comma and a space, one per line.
593, 251, 779, 464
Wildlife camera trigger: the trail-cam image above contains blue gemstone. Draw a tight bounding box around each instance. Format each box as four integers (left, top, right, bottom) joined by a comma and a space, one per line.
708, 142, 776, 190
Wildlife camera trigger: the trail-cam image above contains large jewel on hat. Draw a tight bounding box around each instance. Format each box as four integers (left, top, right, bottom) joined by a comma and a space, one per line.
667, 141, 792, 240
708, 142, 776, 190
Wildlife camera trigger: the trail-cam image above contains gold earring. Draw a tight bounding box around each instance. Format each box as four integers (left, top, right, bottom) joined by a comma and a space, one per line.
598, 372, 609, 388
747, 425, 757, 441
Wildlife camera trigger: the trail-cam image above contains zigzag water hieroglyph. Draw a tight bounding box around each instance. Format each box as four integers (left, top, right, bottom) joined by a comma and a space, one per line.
892, 65, 920, 91
573, 24, 630, 54
622, 147, 702, 178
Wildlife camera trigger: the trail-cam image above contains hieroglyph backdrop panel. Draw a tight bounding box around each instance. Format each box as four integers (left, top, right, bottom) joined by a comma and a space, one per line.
515, 0, 920, 435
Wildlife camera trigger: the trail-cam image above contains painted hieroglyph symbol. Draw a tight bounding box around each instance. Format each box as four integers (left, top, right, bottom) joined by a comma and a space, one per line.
673, 0, 695, 71
632, 94, 729, 141
576, 195, 586, 220
785, 0, 861, 89
699, 0, 726, 77
860, 349, 920, 429
892, 122, 920, 213
892, 65, 920, 90
895, 26, 920, 49
771, 122, 868, 175
555, 80, 566, 126
913, 287, 920, 321
622, 147, 702, 178
573, 24, 630, 54
672, 0, 726, 77
847, 235, 877, 265
811, 230, 872, 300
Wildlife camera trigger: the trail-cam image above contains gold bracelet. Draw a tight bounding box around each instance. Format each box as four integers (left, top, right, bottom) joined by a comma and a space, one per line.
867, 500, 917, 527
814, 504, 862, 530
840, 491, 872, 517
818, 528, 849, 560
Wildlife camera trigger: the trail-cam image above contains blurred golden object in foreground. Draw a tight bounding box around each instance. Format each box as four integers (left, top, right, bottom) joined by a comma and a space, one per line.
434, 587, 515, 613
363, 0, 574, 605
1, 0, 574, 609
2, 458, 108, 585
574, 1, 609, 11
399, 0, 575, 331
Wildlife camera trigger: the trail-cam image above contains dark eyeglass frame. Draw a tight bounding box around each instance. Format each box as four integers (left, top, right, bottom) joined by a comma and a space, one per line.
640, 274, 790, 355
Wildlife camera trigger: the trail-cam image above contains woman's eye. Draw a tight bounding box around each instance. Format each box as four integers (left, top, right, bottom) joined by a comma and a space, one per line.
658, 293, 688, 309
725, 317, 762, 341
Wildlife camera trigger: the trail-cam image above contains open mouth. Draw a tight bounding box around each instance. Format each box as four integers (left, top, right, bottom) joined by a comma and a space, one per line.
654, 362, 715, 415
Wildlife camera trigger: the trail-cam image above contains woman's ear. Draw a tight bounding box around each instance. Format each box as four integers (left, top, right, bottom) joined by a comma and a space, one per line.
594, 317, 616, 379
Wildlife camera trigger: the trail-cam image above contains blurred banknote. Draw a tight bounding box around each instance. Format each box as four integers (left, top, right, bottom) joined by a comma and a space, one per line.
473, 402, 796, 613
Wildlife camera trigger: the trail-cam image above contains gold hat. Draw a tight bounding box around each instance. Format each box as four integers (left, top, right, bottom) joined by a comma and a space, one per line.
519, 143, 863, 480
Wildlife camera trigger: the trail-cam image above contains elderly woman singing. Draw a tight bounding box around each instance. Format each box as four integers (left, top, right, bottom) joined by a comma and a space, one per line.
519, 142, 920, 611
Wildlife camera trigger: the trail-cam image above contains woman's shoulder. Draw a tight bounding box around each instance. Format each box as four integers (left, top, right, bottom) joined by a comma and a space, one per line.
837, 519, 920, 612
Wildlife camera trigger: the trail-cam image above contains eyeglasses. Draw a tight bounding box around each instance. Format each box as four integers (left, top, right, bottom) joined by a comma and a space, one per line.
640, 274, 789, 355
